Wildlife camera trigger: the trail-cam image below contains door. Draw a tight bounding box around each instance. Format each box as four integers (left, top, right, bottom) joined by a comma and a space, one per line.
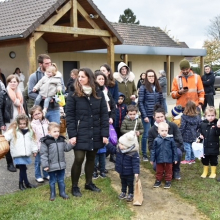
63, 61, 78, 86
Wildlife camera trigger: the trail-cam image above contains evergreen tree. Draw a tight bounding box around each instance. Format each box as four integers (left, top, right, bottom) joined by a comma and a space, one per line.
118, 8, 140, 24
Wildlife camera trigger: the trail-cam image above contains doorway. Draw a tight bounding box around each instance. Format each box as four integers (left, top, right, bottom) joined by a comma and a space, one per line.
63, 61, 79, 85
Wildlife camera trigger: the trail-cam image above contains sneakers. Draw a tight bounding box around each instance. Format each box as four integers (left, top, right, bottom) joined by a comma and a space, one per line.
164, 181, 171, 189
118, 192, 127, 199
153, 180, 161, 188
99, 172, 107, 178
181, 160, 192, 164
43, 176, 50, 181
85, 183, 101, 192
126, 193, 133, 202
173, 171, 181, 180
35, 177, 44, 183
190, 160, 196, 164
142, 156, 149, 162
72, 186, 82, 197
92, 172, 99, 179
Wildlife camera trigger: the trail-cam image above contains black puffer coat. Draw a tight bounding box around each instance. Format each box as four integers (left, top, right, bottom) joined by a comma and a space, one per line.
198, 119, 220, 155
66, 89, 109, 151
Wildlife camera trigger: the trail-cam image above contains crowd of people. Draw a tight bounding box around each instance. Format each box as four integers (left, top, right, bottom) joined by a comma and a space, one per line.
1, 55, 220, 202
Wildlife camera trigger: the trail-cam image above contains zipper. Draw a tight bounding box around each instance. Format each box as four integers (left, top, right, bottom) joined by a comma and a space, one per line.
41, 121, 45, 137
77, 120, 80, 132
55, 140, 61, 170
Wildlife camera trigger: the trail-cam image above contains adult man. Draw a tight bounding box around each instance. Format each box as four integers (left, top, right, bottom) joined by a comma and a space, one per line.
201, 65, 215, 113
28, 54, 60, 123
171, 59, 205, 110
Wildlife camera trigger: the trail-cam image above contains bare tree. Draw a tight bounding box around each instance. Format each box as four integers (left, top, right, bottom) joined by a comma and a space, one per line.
207, 15, 220, 40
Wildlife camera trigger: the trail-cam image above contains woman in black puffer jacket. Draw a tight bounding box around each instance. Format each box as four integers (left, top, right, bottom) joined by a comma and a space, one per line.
66, 68, 109, 197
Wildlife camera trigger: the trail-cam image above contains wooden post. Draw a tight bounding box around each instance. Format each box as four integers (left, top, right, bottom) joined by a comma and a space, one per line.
70, 0, 78, 37
200, 56, 204, 75
107, 37, 114, 70
27, 35, 36, 75
124, 54, 128, 65
166, 55, 171, 94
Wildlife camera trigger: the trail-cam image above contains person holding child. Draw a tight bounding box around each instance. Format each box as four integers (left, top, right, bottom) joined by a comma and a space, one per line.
66, 68, 109, 197
33, 65, 62, 116
150, 122, 178, 189
198, 106, 220, 179
179, 101, 202, 165
4, 114, 38, 190
30, 105, 50, 183
105, 130, 140, 202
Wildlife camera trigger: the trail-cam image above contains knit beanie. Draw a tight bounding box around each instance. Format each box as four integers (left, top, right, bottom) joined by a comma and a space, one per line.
179, 59, 190, 70
171, 105, 183, 117
119, 131, 136, 148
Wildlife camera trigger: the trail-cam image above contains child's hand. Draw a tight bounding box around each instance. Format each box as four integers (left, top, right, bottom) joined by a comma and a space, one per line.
199, 134, 204, 139
135, 174, 139, 180
118, 143, 125, 150
103, 137, 108, 144
44, 167, 49, 171
33, 153, 37, 157
33, 88, 37, 92
1, 126, 6, 131
217, 119, 220, 128
136, 131, 140, 136
69, 137, 77, 145
174, 161, 177, 164
150, 161, 153, 165
109, 118, 113, 124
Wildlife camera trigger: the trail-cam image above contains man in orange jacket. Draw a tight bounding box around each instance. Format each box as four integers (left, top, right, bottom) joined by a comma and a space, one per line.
171, 59, 205, 110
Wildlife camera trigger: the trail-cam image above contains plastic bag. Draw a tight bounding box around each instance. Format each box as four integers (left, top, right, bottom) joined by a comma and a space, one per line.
192, 142, 204, 159
109, 124, 117, 146
56, 92, 66, 107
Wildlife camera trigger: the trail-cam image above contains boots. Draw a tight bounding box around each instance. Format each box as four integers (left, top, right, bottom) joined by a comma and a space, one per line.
50, 184, 56, 201
25, 182, 36, 188
19, 181, 26, 191
209, 166, 217, 178
201, 166, 209, 178
72, 186, 82, 197
58, 182, 69, 199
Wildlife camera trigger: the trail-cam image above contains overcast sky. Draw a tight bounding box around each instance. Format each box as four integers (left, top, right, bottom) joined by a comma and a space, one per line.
93, 0, 220, 49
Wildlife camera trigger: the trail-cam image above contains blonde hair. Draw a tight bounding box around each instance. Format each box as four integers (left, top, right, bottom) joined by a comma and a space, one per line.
204, 106, 216, 116
158, 122, 168, 131
48, 122, 60, 131
46, 66, 57, 76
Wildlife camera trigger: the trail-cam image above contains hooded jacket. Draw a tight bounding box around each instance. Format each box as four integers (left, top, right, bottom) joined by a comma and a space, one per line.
179, 114, 201, 143
40, 135, 74, 172
201, 71, 215, 94
113, 62, 137, 105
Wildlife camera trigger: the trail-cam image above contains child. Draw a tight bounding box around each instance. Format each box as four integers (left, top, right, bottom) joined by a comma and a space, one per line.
179, 101, 201, 165
105, 131, 140, 202
198, 106, 220, 179
3, 114, 38, 190
40, 122, 74, 201
30, 105, 50, 183
93, 71, 115, 177
171, 105, 183, 127
120, 105, 143, 138
150, 122, 178, 189
33, 65, 62, 115
114, 92, 127, 138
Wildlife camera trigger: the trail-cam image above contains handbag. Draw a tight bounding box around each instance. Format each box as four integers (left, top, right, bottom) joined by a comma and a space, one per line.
192, 142, 204, 159
0, 135, 10, 159
109, 124, 118, 146
56, 92, 66, 107
133, 178, 143, 206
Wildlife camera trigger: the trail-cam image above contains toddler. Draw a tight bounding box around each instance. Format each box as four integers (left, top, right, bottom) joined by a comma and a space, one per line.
171, 105, 183, 127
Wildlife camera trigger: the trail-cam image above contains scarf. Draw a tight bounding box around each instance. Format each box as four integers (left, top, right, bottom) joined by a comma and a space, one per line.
102, 86, 110, 112
82, 86, 92, 96
120, 72, 130, 84
7, 86, 25, 114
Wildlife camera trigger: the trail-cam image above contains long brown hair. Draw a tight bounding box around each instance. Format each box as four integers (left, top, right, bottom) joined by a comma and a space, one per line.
144, 69, 162, 93
183, 101, 198, 116
100, 64, 115, 87
29, 105, 45, 121
74, 68, 100, 99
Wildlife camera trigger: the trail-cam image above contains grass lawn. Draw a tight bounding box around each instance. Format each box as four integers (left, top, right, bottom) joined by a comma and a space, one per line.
142, 159, 220, 220
0, 176, 133, 220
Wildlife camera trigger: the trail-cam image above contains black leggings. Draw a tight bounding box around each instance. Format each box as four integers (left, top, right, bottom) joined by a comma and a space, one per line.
18, 165, 29, 184
120, 175, 134, 194
202, 155, 218, 166
71, 150, 97, 186
5, 150, 13, 165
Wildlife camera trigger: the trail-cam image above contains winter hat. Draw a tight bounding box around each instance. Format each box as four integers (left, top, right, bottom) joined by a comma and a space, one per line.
159, 70, 166, 76
119, 131, 136, 148
171, 105, 183, 117
179, 59, 190, 70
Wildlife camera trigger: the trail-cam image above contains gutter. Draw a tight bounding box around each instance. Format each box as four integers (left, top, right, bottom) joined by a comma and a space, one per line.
0, 34, 24, 41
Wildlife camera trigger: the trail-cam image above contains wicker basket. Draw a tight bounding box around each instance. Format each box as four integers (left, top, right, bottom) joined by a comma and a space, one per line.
0, 135, 9, 159
60, 117, 66, 134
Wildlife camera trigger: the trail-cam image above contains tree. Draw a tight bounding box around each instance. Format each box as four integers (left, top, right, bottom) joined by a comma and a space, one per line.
193, 39, 220, 66
118, 8, 140, 24
207, 15, 220, 40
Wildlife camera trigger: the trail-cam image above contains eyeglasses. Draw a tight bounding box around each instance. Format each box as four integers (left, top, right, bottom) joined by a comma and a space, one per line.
147, 75, 155, 78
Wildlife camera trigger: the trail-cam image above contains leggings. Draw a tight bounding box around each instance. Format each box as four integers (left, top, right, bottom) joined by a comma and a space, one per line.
18, 165, 29, 184
71, 150, 97, 186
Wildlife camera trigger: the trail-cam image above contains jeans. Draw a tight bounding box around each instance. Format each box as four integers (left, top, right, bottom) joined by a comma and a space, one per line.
46, 109, 60, 124
141, 116, 154, 157
183, 142, 195, 161
120, 174, 134, 194
35, 95, 52, 109
95, 153, 106, 173
49, 169, 65, 187
162, 97, 168, 113
35, 152, 48, 179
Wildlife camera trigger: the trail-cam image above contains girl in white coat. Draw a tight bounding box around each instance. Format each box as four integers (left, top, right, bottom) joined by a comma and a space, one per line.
4, 114, 38, 190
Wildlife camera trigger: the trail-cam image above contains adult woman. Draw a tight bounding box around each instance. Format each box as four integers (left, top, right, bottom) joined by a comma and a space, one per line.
137, 72, 146, 91
0, 75, 26, 172
100, 63, 119, 103
138, 69, 163, 161
158, 70, 168, 114
148, 105, 183, 180
113, 62, 137, 105
66, 68, 109, 197
13, 67, 25, 92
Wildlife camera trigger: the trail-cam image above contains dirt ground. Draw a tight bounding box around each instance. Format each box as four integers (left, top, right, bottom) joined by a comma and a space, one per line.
108, 166, 209, 220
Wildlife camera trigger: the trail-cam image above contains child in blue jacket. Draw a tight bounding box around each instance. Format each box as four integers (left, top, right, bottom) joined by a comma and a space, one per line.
105, 130, 140, 202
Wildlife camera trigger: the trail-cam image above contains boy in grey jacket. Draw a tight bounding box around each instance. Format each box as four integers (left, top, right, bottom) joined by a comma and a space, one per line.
40, 122, 74, 201
33, 65, 62, 115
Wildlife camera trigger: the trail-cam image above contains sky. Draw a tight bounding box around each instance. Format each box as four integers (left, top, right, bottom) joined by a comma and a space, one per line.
93, 0, 220, 49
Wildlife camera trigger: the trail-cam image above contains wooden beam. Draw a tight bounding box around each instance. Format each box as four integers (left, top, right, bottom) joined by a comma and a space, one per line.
166, 55, 171, 94
34, 0, 72, 41
107, 37, 115, 70
70, 0, 78, 37
77, 2, 109, 46
27, 35, 36, 75
0, 39, 27, 48
200, 56, 204, 75
123, 54, 128, 65
36, 25, 111, 37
